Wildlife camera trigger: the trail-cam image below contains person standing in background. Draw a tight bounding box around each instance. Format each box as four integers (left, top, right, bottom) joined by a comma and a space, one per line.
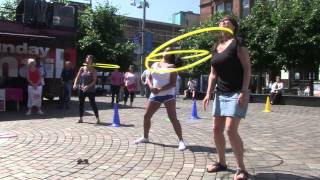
124, 65, 138, 107
184, 78, 197, 100
270, 76, 284, 104
26, 58, 44, 115
59, 61, 75, 109
110, 68, 123, 106
141, 69, 151, 98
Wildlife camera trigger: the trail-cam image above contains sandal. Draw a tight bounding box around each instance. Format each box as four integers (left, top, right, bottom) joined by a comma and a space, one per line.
234, 169, 249, 180
206, 162, 228, 173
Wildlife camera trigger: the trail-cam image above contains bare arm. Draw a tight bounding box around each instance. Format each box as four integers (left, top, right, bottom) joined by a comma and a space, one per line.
238, 46, 251, 92
203, 66, 217, 110
206, 66, 217, 97
147, 73, 153, 89
73, 67, 83, 88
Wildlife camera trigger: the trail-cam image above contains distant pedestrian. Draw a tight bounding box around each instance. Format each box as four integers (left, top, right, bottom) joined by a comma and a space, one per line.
304, 85, 310, 96
141, 69, 151, 98
124, 65, 138, 107
270, 76, 284, 104
73, 55, 100, 124
59, 61, 75, 109
26, 58, 43, 115
110, 68, 123, 106
184, 78, 196, 100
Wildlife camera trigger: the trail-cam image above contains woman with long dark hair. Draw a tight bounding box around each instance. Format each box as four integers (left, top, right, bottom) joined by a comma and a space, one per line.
203, 16, 251, 180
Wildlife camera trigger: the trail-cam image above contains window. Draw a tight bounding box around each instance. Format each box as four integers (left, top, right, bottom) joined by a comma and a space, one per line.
225, 2, 232, 14
241, 0, 250, 17
215, 1, 232, 14
216, 3, 224, 13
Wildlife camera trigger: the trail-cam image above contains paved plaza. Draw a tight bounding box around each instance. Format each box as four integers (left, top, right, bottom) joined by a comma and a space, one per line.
0, 96, 320, 180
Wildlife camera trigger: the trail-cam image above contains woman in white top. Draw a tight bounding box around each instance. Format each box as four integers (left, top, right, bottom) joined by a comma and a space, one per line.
134, 47, 186, 151
270, 76, 284, 104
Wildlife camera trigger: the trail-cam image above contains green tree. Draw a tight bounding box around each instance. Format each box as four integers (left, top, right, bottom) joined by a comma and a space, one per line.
239, 0, 279, 73
272, 0, 320, 69
77, 2, 135, 71
0, 0, 19, 21
239, 0, 320, 93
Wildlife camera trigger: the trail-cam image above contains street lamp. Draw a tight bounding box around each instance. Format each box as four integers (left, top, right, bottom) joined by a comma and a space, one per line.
130, 0, 149, 95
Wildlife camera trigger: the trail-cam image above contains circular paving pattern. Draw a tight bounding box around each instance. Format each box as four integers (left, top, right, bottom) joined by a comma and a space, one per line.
0, 97, 319, 179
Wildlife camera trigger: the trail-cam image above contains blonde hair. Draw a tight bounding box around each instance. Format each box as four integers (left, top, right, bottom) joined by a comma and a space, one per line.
27, 58, 36, 67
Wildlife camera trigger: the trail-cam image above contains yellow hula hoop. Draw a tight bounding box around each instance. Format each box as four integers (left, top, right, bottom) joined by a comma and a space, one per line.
147, 49, 210, 62
83, 63, 120, 69
145, 27, 233, 73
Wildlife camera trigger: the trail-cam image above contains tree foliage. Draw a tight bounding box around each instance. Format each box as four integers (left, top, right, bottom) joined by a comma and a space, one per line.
77, 2, 135, 71
0, 0, 19, 21
240, 0, 320, 73
178, 0, 320, 77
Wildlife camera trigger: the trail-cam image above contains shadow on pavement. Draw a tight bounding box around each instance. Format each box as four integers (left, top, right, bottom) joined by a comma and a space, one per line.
187, 145, 233, 153
254, 172, 318, 180
148, 143, 233, 154
1, 99, 116, 121
149, 142, 178, 148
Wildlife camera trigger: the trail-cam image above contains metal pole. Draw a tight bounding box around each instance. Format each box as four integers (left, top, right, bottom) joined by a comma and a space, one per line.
140, 0, 146, 95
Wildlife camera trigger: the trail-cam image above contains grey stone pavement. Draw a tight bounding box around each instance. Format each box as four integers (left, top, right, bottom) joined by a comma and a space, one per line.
0, 96, 320, 180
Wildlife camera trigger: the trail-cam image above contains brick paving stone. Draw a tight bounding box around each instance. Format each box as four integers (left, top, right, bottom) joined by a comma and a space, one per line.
0, 97, 319, 179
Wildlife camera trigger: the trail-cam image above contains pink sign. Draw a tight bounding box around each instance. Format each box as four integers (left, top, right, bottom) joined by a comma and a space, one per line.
5, 88, 23, 102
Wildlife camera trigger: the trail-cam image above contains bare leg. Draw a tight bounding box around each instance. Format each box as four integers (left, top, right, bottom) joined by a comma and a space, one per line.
213, 116, 227, 165
225, 117, 245, 171
164, 100, 183, 140
143, 101, 161, 138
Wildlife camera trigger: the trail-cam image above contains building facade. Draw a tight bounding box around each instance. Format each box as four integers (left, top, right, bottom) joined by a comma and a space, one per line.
172, 11, 200, 28
124, 17, 182, 68
200, 0, 255, 21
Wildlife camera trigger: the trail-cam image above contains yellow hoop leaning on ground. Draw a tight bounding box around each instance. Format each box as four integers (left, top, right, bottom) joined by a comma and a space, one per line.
145, 27, 234, 73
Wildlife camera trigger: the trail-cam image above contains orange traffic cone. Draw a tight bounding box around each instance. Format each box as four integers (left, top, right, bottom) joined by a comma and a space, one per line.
263, 96, 271, 112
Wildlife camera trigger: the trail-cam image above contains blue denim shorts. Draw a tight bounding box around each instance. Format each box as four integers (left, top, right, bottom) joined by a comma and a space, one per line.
212, 91, 248, 119
149, 95, 175, 104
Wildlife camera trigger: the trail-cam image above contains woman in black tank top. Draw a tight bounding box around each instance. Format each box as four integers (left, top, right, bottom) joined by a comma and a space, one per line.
203, 16, 251, 180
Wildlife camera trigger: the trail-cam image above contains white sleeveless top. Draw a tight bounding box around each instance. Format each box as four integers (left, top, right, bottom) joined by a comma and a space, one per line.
150, 62, 176, 97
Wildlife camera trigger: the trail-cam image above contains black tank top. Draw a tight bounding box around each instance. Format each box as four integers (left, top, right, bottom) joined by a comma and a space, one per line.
211, 38, 244, 92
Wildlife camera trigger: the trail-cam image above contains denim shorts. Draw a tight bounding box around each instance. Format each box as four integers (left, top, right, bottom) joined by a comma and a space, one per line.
212, 91, 248, 119
149, 95, 175, 104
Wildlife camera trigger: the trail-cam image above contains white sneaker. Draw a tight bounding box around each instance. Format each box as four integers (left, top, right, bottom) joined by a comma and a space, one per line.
134, 137, 149, 144
37, 110, 44, 115
26, 109, 31, 115
178, 140, 186, 151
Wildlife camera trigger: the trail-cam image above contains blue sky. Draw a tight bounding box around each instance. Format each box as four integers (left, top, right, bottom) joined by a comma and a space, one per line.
0, 0, 200, 23
103, 0, 200, 23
